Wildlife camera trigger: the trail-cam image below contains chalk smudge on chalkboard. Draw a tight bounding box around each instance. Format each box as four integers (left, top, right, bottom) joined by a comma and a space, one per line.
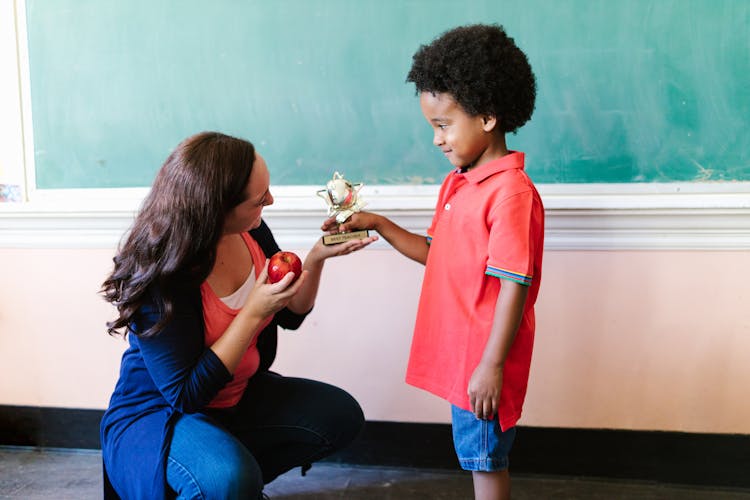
690, 159, 714, 182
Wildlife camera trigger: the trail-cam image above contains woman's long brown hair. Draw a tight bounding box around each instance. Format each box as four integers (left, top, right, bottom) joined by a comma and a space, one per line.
101, 132, 255, 337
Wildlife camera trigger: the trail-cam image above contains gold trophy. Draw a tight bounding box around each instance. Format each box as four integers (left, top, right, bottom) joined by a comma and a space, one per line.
317, 172, 370, 245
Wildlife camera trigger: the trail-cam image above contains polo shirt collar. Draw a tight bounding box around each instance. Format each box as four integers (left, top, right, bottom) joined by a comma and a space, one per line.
459, 151, 525, 184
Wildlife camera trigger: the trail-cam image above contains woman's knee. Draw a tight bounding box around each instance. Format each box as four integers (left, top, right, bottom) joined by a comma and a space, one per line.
321, 385, 365, 449
168, 445, 262, 499
168, 413, 263, 498
205, 446, 263, 498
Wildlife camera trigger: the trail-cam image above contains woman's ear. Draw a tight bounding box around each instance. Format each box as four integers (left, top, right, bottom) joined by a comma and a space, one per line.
482, 115, 498, 133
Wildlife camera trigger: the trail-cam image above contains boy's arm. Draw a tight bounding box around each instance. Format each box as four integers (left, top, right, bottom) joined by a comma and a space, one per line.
468, 280, 529, 420
322, 212, 429, 265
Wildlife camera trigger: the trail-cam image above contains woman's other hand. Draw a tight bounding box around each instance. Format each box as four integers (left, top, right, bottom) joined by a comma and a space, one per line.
243, 260, 307, 320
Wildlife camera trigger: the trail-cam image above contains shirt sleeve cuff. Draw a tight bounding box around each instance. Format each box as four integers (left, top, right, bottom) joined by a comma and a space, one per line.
485, 265, 532, 286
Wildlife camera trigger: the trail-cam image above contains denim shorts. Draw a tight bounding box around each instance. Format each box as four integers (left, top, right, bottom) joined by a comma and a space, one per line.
451, 405, 517, 472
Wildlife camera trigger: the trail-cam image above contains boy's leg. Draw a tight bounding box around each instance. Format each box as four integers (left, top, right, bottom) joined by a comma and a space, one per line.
472, 470, 510, 500
451, 405, 516, 500
212, 370, 365, 484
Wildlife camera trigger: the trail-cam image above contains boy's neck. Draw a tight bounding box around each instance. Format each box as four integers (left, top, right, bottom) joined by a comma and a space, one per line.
463, 134, 509, 172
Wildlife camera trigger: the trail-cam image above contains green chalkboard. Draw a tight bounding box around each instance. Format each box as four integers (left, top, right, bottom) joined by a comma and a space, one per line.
26, 0, 749, 188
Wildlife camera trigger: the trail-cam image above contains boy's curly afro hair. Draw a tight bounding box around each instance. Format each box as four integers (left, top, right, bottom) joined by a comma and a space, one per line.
407, 24, 536, 134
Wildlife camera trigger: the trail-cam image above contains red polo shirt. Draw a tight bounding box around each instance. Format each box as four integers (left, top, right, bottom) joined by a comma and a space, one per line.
405, 151, 544, 430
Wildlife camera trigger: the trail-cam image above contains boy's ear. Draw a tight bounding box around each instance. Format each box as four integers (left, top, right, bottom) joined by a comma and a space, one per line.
481, 115, 498, 132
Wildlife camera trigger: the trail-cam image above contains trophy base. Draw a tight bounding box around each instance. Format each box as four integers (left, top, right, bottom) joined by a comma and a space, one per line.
322, 230, 370, 246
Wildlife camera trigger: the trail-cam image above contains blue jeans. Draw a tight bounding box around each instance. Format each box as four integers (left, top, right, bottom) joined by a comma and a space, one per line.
166, 371, 364, 499
451, 405, 516, 472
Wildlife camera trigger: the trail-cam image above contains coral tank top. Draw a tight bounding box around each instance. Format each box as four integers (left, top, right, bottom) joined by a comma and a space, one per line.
200, 232, 273, 408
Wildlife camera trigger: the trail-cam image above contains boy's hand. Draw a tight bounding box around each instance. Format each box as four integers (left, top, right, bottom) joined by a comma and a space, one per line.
468, 360, 503, 420
320, 212, 380, 234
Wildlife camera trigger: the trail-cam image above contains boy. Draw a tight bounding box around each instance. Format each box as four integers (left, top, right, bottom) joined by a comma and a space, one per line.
324, 24, 542, 499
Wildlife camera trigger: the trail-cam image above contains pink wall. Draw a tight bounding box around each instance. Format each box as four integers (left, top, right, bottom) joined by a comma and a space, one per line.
1, 247, 748, 433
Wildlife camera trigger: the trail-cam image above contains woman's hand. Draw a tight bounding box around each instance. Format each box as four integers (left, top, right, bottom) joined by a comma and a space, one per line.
308, 230, 379, 262
242, 260, 307, 320
212, 262, 306, 373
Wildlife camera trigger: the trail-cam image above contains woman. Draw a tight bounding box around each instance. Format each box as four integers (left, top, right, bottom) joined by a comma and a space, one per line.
100, 131, 376, 499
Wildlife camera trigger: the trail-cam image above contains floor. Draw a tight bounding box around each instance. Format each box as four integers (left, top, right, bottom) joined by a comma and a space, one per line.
1, 447, 749, 499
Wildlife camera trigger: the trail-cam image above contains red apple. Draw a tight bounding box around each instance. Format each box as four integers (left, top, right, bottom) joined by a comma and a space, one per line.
267, 251, 303, 284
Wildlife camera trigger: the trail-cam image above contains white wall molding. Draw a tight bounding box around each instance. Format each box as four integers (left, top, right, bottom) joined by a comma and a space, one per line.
1, 183, 748, 250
